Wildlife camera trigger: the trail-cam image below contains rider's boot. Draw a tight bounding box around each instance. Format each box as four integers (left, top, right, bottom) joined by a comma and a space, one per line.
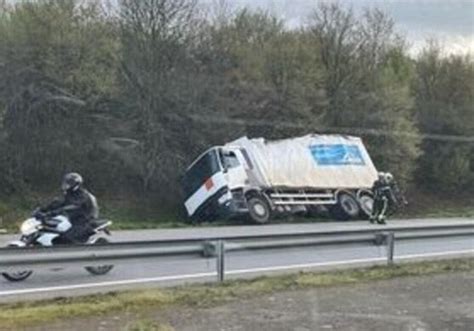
377, 215, 386, 225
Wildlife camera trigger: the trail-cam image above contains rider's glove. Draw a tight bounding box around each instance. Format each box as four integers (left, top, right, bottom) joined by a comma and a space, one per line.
32, 210, 46, 220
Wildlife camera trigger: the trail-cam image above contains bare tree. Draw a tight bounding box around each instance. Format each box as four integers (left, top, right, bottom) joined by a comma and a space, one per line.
118, 0, 197, 191
308, 3, 360, 125
357, 8, 402, 74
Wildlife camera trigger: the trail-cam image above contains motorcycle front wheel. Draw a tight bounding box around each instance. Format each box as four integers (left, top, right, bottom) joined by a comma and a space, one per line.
84, 237, 114, 276
1, 243, 33, 282
2, 270, 33, 282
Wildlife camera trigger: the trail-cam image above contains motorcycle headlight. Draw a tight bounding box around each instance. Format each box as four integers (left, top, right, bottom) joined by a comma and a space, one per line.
21, 219, 40, 236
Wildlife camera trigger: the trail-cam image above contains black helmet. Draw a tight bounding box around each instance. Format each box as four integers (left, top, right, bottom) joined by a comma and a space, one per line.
62, 172, 83, 193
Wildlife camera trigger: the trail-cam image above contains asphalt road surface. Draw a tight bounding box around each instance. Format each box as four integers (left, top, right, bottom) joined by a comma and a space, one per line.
0, 218, 473, 302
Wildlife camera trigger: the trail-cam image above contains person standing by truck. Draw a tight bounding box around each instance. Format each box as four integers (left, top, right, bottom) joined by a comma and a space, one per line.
370, 172, 406, 224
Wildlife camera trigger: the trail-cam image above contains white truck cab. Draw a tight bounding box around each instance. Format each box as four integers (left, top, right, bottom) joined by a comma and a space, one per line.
183, 146, 255, 222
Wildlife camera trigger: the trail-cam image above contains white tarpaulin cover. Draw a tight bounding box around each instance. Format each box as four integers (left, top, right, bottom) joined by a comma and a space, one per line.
226, 134, 378, 189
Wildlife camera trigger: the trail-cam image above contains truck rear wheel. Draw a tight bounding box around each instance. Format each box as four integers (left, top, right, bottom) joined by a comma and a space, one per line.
358, 193, 374, 219
247, 196, 271, 224
330, 192, 360, 221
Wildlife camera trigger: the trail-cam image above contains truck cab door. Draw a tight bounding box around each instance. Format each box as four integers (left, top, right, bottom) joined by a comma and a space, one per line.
221, 149, 248, 189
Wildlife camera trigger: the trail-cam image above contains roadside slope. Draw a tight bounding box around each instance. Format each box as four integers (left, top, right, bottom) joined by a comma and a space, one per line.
1, 259, 472, 331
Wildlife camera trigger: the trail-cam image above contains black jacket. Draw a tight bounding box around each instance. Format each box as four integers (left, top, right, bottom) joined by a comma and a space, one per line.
41, 188, 99, 225
372, 179, 391, 200
372, 179, 404, 205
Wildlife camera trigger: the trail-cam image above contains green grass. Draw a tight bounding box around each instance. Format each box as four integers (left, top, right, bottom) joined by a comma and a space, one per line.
0, 195, 190, 233
400, 190, 474, 219
1, 191, 472, 234
410, 206, 474, 219
107, 218, 188, 231
0, 197, 31, 232
124, 320, 175, 331
0, 258, 472, 330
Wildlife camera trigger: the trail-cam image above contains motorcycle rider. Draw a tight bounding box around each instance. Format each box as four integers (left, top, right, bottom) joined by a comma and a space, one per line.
35, 172, 99, 243
370, 172, 394, 225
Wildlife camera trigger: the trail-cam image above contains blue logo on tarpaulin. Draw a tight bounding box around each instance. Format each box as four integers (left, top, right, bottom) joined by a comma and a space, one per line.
310, 144, 365, 166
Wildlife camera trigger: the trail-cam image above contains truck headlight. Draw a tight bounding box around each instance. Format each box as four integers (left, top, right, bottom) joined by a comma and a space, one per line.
218, 191, 232, 205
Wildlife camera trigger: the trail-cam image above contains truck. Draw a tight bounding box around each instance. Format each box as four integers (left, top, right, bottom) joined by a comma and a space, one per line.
183, 134, 378, 224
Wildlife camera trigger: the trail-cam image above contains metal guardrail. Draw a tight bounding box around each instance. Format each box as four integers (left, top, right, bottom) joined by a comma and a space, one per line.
0, 223, 473, 282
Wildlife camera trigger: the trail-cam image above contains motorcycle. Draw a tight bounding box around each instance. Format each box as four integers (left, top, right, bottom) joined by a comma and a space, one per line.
1, 212, 114, 282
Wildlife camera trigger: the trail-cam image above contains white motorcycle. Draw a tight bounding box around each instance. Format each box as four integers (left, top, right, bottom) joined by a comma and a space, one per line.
2, 213, 114, 282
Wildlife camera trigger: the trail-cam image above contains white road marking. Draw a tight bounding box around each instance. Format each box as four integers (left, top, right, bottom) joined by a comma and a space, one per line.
0, 272, 217, 296
396, 250, 474, 260
226, 257, 388, 275
1, 249, 473, 297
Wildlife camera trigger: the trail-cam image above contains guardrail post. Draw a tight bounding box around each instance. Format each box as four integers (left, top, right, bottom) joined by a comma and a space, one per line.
386, 232, 395, 265
216, 240, 225, 282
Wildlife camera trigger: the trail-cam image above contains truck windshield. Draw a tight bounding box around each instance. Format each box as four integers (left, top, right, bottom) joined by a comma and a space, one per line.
183, 149, 221, 199
221, 151, 240, 169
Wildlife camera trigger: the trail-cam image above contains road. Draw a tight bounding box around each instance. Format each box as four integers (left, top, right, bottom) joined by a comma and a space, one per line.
0, 218, 473, 302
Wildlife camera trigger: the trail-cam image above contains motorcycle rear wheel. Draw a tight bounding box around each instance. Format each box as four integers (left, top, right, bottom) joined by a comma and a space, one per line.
84, 237, 114, 276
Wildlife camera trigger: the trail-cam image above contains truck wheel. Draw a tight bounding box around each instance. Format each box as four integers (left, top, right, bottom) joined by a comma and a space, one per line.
358, 193, 374, 219
247, 196, 271, 224
330, 192, 360, 221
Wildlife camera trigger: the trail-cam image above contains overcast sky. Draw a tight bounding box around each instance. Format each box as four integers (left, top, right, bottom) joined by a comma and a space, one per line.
7, 0, 474, 55
204, 0, 474, 55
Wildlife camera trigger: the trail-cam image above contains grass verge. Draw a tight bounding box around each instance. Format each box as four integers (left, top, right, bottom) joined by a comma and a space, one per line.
125, 320, 175, 331
1, 190, 473, 233
410, 206, 474, 219
0, 258, 472, 330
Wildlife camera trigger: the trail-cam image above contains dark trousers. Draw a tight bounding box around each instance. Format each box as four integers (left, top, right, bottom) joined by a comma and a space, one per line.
63, 223, 93, 244
371, 197, 388, 221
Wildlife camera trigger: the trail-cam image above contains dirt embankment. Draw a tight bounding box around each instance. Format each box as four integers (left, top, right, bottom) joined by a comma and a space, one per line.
18, 271, 474, 331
